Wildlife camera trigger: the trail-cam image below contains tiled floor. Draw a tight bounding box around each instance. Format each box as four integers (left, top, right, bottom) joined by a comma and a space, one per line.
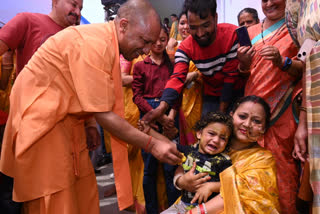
97, 164, 134, 214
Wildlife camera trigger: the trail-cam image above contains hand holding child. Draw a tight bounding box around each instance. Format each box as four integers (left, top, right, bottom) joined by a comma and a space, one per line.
190, 182, 221, 204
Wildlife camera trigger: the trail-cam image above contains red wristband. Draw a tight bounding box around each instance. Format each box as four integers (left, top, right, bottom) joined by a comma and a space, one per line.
145, 136, 152, 152
199, 204, 205, 214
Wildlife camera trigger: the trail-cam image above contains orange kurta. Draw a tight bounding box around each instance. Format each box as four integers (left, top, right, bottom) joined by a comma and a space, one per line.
0, 21, 132, 212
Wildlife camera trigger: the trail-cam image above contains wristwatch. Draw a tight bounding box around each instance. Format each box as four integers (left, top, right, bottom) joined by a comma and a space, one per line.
282, 57, 292, 71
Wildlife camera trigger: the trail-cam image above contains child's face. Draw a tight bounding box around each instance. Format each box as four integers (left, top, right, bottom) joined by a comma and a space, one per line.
197, 122, 230, 155
151, 28, 168, 55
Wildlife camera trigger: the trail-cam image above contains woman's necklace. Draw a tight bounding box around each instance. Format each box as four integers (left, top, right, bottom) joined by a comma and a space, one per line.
261, 18, 285, 44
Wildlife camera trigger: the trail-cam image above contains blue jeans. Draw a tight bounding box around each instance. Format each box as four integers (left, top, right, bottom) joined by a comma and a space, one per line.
140, 98, 180, 213
141, 150, 180, 213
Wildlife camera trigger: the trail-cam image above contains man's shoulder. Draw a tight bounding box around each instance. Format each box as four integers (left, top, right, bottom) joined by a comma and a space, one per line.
178, 35, 194, 52
75, 22, 113, 38
14, 12, 48, 21
217, 23, 238, 35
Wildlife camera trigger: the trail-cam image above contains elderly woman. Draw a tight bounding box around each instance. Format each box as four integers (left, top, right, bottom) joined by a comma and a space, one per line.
237, 7, 260, 28
237, 0, 304, 212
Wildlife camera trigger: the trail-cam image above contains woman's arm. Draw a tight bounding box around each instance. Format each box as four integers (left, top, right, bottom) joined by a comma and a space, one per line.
237, 45, 255, 75
0, 50, 14, 90
167, 38, 178, 64
190, 182, 221, 204
120, 55, 133, 86
121, 72, 133, 87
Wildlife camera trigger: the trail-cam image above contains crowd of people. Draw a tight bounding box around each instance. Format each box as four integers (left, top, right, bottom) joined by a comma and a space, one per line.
0, 0, 319, 213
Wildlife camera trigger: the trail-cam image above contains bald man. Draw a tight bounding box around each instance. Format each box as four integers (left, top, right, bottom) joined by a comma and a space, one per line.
0, 1, 83, 213
0, 0, 182, 213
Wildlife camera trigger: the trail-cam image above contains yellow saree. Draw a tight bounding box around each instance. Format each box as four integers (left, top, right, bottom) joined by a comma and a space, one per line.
180, 61, 203, 145
121, 55, 169, 213
220, 146, 280, 214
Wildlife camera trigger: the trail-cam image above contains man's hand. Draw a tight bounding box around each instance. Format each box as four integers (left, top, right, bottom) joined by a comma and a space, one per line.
158, 114, 176, 139
149, 138, 182, 165
85, 127, 101, 151
184, 72, 199, 86
293, 111, 308, 162
141, 101, 168, 124
177, 162, 211, 192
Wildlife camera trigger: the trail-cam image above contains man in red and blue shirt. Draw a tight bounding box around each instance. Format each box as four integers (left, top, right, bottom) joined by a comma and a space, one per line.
142, 0, 239, 124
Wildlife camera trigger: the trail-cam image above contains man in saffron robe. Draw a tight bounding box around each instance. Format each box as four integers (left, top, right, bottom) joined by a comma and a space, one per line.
0, 0, 182, 213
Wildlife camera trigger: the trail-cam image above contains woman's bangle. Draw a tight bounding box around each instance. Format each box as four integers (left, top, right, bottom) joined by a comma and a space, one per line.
299, 106, 307, 112
196, 205, 201, 214
199, 203, 206, 214
202, 203, 208, 214
145, 136, 152, 152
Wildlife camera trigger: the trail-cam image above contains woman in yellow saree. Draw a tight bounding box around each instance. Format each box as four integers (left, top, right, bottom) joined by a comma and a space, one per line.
186, 96, 280, 214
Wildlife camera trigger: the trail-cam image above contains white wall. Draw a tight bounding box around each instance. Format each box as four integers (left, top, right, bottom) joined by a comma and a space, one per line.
149, 0, 184, 24
0, 0, 51, 24
217, 0, 264, 25
0, 0, 105, 25
149, 0, 264, 26
0, 0, 264, 26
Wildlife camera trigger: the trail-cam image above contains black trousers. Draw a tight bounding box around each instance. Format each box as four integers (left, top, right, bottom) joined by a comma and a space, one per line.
0, 172, 22, 214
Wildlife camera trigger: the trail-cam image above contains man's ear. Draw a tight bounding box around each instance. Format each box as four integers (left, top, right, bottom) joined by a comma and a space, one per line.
119, 18, 129, 33
52, 0, 58, 8
229, 111, 233, 117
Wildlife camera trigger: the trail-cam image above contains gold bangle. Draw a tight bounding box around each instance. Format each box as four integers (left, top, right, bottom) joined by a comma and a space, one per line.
299, 106, 307, 112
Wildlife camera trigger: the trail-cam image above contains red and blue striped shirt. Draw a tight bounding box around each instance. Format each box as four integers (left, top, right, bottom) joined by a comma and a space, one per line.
161, 23, 240, 106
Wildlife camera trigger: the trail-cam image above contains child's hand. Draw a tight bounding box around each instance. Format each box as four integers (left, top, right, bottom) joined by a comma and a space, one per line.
177, 162, 211, 193
137, 120, 151, 134
190, 182, 221, 204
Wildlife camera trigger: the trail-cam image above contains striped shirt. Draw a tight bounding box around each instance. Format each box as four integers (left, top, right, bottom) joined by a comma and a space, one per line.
161, 23, 239, 106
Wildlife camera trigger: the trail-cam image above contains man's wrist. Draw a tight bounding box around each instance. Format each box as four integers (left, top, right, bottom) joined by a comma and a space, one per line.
159, 101, 169, 113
